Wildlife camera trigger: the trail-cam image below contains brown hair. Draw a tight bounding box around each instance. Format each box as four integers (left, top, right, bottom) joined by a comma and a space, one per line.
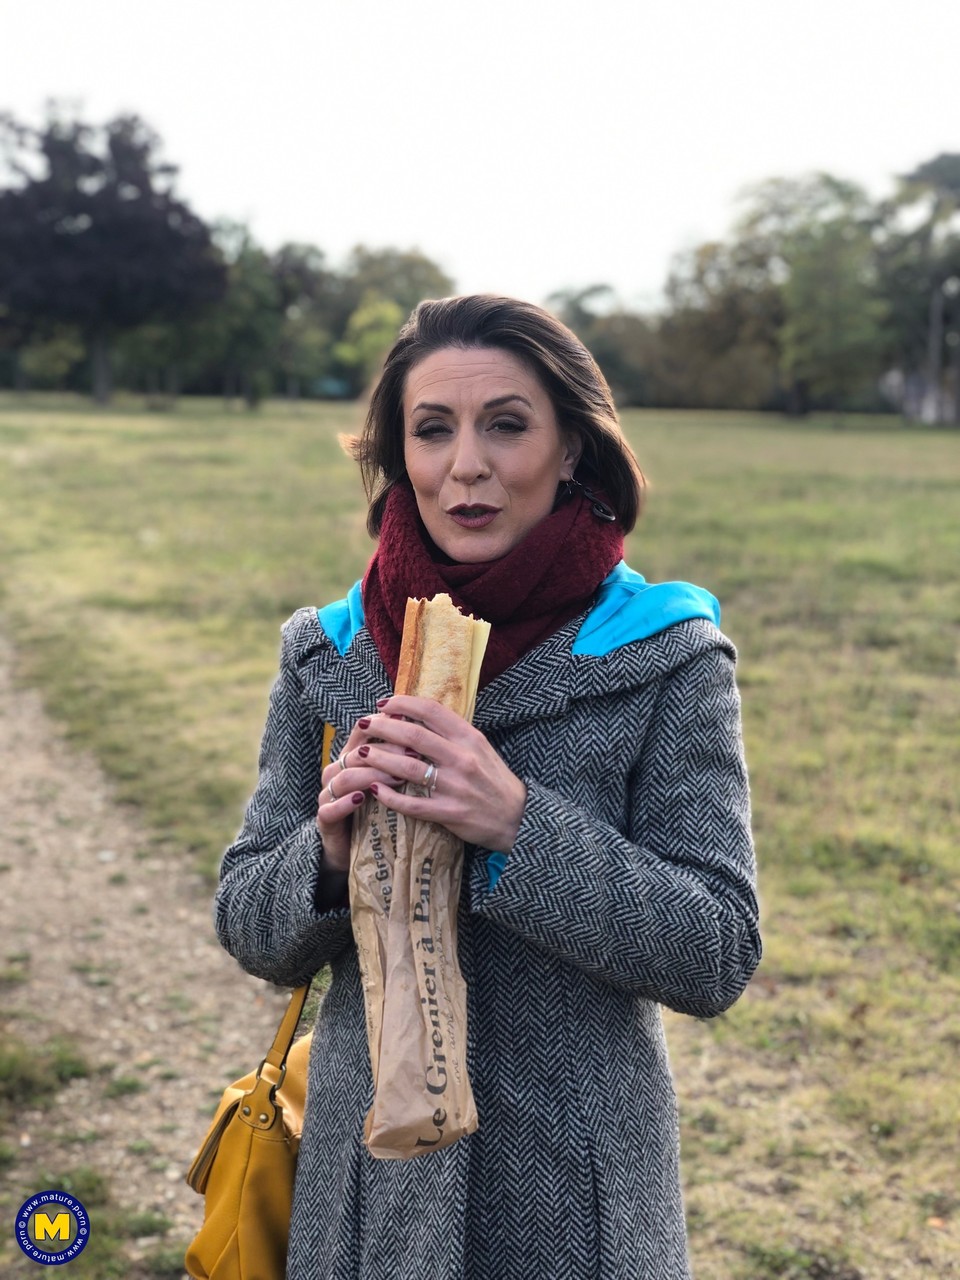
346, 294, 646, 536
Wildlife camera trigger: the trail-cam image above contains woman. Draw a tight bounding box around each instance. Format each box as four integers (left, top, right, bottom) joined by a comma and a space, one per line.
215, 295, 760, 1280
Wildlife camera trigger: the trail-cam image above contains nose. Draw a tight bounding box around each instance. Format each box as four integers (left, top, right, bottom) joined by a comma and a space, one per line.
449, 429, 491, 483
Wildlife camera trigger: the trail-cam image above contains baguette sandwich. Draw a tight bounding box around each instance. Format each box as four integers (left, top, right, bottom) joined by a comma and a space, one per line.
395, 593, 491, 722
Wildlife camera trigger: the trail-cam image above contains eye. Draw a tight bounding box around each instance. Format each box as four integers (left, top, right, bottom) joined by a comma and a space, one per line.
490, 417, 526, 434
411, 420, 451, 440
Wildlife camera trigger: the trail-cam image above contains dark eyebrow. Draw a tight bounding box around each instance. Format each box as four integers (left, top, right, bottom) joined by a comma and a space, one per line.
483, 394, 533, 410
409, 394, 533, 415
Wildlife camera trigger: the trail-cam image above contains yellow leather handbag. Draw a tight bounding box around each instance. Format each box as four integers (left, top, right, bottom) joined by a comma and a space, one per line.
184, 983, 313, 1280
185, 722, 334, 1279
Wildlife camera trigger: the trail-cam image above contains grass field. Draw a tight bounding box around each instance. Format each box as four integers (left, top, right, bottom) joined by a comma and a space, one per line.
1, 395, 958, 1278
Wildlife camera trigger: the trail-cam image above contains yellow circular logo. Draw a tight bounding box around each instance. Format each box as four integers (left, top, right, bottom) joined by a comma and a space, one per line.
15, 1191, 90, 1266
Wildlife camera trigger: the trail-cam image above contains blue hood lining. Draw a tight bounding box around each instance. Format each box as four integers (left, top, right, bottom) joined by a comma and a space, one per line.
317, 562, 719, 660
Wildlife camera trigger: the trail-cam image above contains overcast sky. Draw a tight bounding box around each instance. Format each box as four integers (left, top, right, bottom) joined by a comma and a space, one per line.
4, 0, 958, 310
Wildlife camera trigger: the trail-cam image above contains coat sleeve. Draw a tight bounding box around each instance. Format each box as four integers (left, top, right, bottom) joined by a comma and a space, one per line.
470, 645, 760, 1017
214, 625, 353, 986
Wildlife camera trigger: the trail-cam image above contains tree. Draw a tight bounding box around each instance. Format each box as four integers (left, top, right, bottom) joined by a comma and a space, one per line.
880, 154, 960, 421
333, 294, 405, 394
656, 241, 783, 409
0, 303, 38, 390
548, 286, 659, 406
547, 284, 617, 334
586, 310, 660, 406
0, 106, 226, 402
270, 243, 454, 399
113, 318, 212, 405
780, 217, 889, 410
19, 326, 84, 389
277, 307, 333, 400
897, 154, 960, 241
271, 242, 330, 312
342, 246, 454, 320
203, 224, 283, 407
269, 243, 338, 399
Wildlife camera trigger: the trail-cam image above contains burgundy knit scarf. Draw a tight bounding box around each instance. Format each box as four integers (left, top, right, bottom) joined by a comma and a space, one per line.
362, 479, 624, 689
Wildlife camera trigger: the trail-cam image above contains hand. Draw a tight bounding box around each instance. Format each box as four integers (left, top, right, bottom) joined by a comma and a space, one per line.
316, 715, 410, 871
352, 695, 527, 853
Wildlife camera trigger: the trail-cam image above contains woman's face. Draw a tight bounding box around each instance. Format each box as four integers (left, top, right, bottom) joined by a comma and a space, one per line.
402, 346, 581, 563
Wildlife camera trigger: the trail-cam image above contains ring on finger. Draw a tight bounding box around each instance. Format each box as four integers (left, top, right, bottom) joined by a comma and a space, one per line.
337, 751, 349, 772
327, 777, 339, 803
422, 762, 438, 795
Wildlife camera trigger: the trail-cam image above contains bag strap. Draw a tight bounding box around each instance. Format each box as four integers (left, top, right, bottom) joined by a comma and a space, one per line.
256, 982, 311, 1093
253, 720, 336, 1095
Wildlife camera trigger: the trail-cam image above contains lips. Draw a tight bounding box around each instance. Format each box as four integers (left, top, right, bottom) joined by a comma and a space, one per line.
447, 504, 500, 529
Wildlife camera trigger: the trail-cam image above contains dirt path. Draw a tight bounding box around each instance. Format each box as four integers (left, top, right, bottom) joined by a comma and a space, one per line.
0, 628, 289, 1271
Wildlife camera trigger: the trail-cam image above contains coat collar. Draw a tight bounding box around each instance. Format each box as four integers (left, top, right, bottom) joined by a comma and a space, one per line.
286, 605, 731, 733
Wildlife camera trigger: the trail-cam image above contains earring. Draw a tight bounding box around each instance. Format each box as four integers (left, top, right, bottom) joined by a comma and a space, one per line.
582, 486, 617, 522
560, 477, 616, 522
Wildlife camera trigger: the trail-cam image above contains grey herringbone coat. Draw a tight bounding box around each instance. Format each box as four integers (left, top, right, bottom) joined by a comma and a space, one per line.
215, 597, 760, 1280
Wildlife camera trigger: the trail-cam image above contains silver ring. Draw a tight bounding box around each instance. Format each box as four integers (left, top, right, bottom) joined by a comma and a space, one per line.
337, 751, 348, 772
327, 778, 339, 803
422, 763, 437, 795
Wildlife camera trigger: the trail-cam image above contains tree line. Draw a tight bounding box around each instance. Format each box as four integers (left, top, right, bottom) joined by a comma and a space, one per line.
552, 163, 960, 424
1, 107, 958, 421
0, 109, 453, 407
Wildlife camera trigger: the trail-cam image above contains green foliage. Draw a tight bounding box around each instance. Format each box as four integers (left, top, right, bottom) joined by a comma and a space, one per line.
0, 1168, 179, 1279
114, 1211, 172, 1238
278, 309, 333, 393
334, 293, 405, 393
103, 1076, 146, 1099
343, 245, 454, 318
0, 1035, 91, 1118
18, 328, 85, 389
0, 106, 226, 403
550, 287, 666, 407
201, 223, 284, 406
3, 122, 959, 418
141, 1244, 193, 1276
781, 218, 889, 404
37, 1165, 112, 1207
897, 152, 960, 226
0, 108, 455, 408
658, 241, 783, 409
651, 163, 960, 417
740, 1242, 862, 1279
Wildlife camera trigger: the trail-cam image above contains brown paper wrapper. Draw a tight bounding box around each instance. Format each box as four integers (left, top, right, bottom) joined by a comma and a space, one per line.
348, 797, 396, 1090
348, 594, 488, 1159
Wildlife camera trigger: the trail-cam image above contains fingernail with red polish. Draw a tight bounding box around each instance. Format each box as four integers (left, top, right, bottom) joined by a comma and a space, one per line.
389, 713, 403, 720
404, 748, 419, 757
352, 792, 364, 805
369, 783, 379, 796
358, 718, 371, 730
358, 745, 370, 758
376, 698, 389, 708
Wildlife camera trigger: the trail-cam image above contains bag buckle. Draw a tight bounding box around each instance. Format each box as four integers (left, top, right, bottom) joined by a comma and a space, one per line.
255, 1057, 287, 1100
